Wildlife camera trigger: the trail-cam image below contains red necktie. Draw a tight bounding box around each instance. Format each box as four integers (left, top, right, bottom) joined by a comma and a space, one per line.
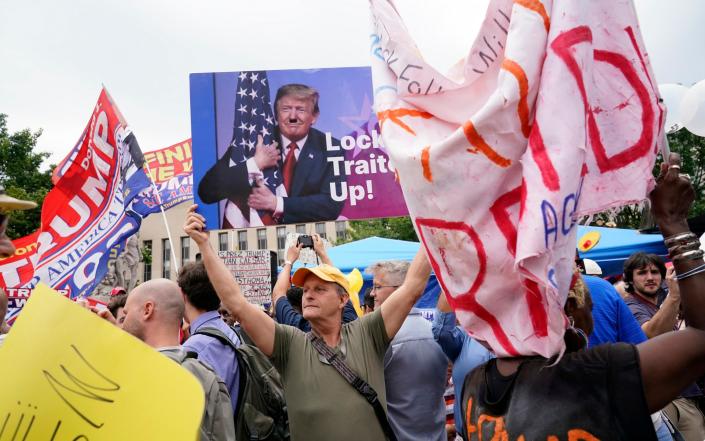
283, 142, 297, 194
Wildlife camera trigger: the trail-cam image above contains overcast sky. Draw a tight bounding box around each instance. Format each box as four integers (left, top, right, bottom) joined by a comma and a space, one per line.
1, 0, 703, 165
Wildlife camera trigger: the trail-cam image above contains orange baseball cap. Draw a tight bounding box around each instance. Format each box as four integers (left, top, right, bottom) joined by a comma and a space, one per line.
292, 264, 350, 294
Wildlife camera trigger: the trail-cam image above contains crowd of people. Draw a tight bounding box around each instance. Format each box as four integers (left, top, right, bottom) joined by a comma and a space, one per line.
1, 156, 705, 441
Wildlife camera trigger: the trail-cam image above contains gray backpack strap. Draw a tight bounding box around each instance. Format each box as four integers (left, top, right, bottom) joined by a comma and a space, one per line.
306, 333, 397, 441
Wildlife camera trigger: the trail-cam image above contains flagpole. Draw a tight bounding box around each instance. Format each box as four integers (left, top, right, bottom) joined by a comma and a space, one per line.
103, 83, 180, 275
143, 161, 180, 274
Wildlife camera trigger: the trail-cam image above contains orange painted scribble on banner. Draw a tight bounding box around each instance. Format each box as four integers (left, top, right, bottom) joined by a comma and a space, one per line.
568, 429, 600, 441
377, 109, 433, 136
515, 0, 550, 32
501, 59, 532, 138
465, 396, 602, 441
421, 146, 433, 182
462, 121, 512, 168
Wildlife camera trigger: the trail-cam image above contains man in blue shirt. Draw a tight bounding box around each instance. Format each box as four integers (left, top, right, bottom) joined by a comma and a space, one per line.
368, 259, 448, 441
179, 261, 241, 415
584, 275, 647, 347
432, 291, 493, 438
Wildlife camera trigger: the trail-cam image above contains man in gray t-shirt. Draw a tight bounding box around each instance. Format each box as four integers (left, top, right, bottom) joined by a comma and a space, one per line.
367, 260, 447, 441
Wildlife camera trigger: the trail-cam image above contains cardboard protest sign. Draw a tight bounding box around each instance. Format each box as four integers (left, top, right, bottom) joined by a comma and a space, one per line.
190, 67, 409, 230
219, 250, 274, 307
132, 139, 195, 216
144, 139, 193, 184
0, 284, 204, 440
369, 0, 662, 357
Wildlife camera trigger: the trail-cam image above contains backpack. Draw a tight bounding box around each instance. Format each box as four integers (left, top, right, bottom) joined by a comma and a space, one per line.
161, 347, 235, 441
193, 326, 290, 441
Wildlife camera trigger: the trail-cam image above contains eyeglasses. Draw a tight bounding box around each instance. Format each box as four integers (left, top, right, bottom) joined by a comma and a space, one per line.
371, 285, 399, 292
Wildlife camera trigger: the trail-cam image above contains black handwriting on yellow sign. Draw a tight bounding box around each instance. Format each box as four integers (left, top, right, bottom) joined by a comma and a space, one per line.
44, 344, 121, 429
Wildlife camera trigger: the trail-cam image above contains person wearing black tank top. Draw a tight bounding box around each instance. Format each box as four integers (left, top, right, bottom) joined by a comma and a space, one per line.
460, 154, 705, 440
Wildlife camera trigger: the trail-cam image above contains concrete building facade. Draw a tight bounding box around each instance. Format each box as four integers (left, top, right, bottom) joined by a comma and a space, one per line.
137, 200, 349, 282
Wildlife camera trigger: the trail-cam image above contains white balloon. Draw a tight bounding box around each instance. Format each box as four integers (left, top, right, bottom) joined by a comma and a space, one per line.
681, 79, 705, 137
658, 83, 689, 133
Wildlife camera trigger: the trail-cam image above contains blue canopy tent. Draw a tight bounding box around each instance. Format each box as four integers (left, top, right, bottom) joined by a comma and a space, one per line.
576, 226, 667, 277
293, 237, 440, 309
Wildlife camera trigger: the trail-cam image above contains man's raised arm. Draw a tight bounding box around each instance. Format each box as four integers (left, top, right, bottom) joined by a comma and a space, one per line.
272, 244, 302, 306
637, 154, 705, 412
379, 248, 431, 339
183, 205, 276, 356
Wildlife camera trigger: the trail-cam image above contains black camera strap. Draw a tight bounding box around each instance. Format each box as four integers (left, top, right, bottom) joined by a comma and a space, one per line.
306, 333, 397, 441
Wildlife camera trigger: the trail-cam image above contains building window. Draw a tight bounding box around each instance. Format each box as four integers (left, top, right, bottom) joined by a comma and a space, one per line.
181, 236, 190, 266
276, 227, 286, 250
238, 230, 248, 251
315, 222, 326, 239
219, 232, 228, 252
277, 250, 285, 267
143, 240, 152, 282
296, 224, 306, 234
336, 221, 347, 242
257, 229, 267, 249
162, 238, 171, 279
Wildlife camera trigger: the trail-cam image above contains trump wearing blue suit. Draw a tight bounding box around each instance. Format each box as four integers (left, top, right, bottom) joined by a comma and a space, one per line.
198, 84, 345, 227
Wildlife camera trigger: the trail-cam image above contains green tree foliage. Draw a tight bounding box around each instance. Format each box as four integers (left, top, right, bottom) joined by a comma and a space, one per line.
345, 216, 417, 243
0, 114, 53, 238
665, 129, 705, 216
587, 129, 705, 229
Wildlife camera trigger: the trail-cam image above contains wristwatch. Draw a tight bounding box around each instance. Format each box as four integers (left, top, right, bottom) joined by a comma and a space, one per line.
284, 260, 293, 267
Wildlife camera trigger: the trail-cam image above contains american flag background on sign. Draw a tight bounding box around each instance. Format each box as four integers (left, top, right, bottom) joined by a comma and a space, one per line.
229, 71, 280, 196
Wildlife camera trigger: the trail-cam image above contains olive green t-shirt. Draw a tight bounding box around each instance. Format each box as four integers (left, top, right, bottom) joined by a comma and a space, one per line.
271, 308, 391, 441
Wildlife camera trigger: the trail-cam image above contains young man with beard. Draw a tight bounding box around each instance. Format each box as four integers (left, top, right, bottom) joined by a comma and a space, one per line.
622, 253, 680, 338
623, 253, 705, 440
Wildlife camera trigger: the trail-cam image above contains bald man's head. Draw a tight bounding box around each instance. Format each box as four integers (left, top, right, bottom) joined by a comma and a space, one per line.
121, 279, 184, 345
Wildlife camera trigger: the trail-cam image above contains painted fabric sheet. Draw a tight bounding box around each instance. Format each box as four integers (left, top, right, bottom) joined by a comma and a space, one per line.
369, 0, 663, 357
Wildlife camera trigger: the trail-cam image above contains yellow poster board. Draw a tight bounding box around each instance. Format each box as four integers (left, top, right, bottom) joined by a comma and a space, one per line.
0, 284, 204, 440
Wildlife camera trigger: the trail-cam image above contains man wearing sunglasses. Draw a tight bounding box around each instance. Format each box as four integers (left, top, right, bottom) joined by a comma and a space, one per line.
366, 260, 448, 441
0, 184, 37, 346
